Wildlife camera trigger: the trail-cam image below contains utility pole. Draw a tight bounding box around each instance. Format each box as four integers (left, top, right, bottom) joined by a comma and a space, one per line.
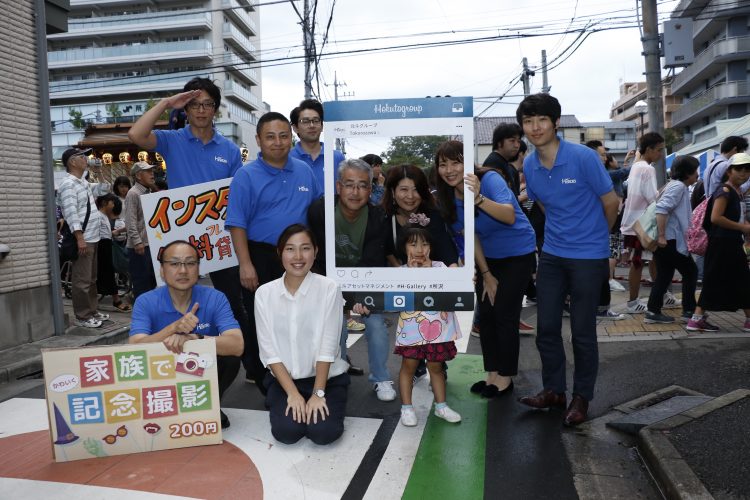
541, 50, 550, 93
326, 72, 353, 154
303, 0, 314, 99
521, 57, 535, 97
641, 0, 666, 185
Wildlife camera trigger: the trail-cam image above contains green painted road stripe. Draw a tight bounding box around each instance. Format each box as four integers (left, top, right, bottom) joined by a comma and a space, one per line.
402, 354, 486, 500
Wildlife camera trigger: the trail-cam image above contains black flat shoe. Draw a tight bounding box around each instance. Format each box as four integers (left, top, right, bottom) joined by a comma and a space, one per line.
481, 380, 514, 399
470, 380, 487, 394
481, 384, 499, 398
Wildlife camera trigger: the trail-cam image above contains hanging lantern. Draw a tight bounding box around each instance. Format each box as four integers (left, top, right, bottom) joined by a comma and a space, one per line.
154, 152, 166, 170
119, 152, 132, 164
102, 153, 113, 165
137, 151, 149, 162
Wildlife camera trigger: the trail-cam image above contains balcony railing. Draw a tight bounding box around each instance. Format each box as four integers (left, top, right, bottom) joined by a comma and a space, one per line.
222, 23, 257, 59
219, 53, 259, 85
48, 40, 212, 67
672, 36, 750, 93
222, 0, 257, 35
672, 80, 750, 126
223, 80, 260, 109
53, 11, 211, 36
49, 70, 208, 97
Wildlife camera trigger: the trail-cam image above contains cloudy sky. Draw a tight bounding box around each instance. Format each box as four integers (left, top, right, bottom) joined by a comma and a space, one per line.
257, 0, 680, 125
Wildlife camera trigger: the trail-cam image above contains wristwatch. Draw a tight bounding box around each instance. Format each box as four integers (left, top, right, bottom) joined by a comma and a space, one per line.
475, 194, 485, 206
313, 389, 326, 398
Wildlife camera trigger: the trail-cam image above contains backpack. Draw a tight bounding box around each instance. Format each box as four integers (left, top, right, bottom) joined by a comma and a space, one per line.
687, 197, 709, 256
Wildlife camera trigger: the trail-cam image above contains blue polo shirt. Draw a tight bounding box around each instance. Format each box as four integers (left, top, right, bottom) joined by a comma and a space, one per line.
477, 171, 536, 259
289, 141, 345, 194
129, 285, 239, 337
524, 139, 613, 259
153, 125, 242, 188
224, 154, 321, 245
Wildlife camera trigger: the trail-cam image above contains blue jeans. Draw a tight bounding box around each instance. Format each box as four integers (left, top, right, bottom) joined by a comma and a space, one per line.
535, 252, 608, 401
361, 313, 391, 383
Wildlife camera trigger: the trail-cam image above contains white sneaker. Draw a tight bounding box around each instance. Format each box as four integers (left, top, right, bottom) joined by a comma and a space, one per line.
75, 317, 102, 328
400, 407, 418, 427
625, 299, 647, 314
93, 311, 110, 321
373, 381, 397, 401
663, 292, 682, 309
597, 309, 626, 320
609, 279, 626, 292
434, 404, 461, 423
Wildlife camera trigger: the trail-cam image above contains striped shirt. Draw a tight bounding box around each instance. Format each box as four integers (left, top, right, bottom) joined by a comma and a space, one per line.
56, 174, 108, 243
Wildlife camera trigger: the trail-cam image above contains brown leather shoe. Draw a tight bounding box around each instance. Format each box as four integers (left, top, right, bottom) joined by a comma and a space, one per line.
518, 389, 566, 409
563, 394, 589, 427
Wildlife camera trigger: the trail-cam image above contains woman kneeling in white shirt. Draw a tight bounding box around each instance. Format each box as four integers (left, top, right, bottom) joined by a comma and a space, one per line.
255, 223, 349, 445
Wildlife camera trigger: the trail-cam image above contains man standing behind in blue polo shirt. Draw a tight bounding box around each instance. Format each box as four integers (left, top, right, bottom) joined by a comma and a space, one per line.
225, 111, 321, 388
515, 94, 619, 427
289, 98, 345, 194
129, 77, 249, 389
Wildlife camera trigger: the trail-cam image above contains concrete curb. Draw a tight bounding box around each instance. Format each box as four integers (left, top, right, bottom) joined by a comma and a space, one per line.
0, 325, 129, 384
638, 389, 750, 500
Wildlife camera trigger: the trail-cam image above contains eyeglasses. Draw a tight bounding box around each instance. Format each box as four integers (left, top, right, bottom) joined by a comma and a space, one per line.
341, 182, 370, 191
186, 101, 216, 111
299, 118, 321, 126
164, 260, 199, 269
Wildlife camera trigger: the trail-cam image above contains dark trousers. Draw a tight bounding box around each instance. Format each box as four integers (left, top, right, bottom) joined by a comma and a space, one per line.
217, 355, 241, 400
210, 266, 245, 388
536, 252, 608, 401
599, 276, 610, 307
647, 240, 697, 314
476, 252, 535, 375
240, 241, 284, 380
264, 372, 350, 445
128, 246, 156, 299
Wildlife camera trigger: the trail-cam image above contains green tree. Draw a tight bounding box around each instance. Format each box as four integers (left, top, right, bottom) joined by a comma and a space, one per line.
382, 135, 450, 168
663, 127, 684, 154
106, 102, 123, 122
68, 108, 86, 129
145, 97, 169, 121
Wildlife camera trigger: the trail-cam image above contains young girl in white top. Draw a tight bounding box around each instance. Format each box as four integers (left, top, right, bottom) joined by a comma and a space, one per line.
254, 223, 349, 445
395, 226, 462, 427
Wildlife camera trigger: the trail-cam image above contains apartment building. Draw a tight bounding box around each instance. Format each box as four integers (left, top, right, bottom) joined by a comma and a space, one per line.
668, 0, 750, 144
47, 0, 262, 171
609, 81, 681, 136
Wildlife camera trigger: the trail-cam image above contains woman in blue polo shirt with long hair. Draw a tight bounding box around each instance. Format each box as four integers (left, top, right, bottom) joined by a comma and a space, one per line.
435, 140, 536, 398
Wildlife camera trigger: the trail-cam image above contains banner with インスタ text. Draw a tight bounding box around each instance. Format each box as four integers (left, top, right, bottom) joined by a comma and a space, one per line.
141, 178, 237, 285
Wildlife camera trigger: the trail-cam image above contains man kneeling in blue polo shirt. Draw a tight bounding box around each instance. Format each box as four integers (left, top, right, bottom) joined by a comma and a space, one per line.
129, 240, 244, 429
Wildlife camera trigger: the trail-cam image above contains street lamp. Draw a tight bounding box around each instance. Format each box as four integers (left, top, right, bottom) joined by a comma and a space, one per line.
634, 100, 648, 136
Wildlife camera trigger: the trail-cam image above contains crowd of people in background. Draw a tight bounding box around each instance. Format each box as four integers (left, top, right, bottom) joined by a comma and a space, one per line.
54, 77, 750, 441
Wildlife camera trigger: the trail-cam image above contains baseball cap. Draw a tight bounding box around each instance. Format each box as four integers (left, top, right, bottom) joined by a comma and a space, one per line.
730, 152, 750, 167
62, 147, 92, 168
131, 161, 156, 177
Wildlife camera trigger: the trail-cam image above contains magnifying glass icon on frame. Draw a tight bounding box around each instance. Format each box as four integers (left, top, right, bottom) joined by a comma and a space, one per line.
364, 296, 375, 307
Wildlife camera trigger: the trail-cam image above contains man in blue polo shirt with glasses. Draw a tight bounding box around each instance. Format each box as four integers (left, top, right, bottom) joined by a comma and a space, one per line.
225, 111, 321, 389
129, 77, 250, 391
515, 94, 619, 427
130, 240, 244, 429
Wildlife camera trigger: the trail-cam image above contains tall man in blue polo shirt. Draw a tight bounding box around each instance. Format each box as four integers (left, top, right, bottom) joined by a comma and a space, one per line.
225, 112, 321, 388
130, 240, 244, 429
515, 94, 619, 427
129, 77, 248, 390
289, 99, 345, 193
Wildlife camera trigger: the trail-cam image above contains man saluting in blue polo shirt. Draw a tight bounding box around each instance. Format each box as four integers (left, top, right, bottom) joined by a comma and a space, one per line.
515, 94, 619, 427
225, 112, 321, 388
129, 240, 243, 429
129, 77, 251, 393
